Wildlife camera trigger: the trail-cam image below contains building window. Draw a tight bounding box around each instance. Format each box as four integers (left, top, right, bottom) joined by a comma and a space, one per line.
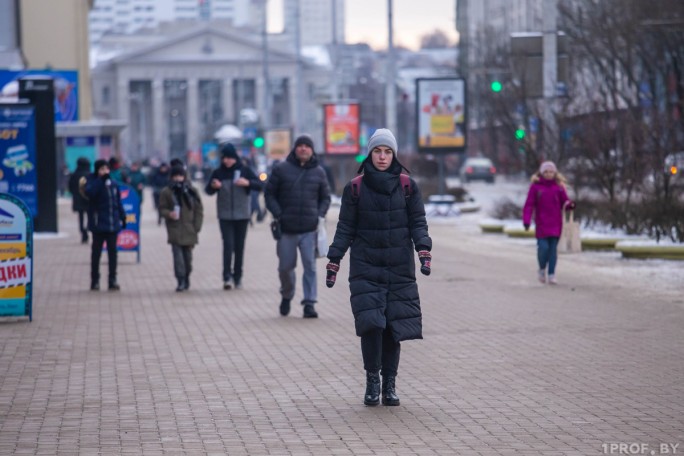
102, 86, 110, 105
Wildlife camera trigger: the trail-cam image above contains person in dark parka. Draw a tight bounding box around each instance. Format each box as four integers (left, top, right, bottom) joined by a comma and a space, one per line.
159, 165, 203, 292
68, 157, 91, 243
264, 135, 331, 318
326, 128, 432, 407
85, 159, 127, 291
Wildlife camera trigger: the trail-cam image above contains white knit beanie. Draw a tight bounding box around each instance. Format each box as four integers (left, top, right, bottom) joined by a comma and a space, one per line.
367, 128, 398, 156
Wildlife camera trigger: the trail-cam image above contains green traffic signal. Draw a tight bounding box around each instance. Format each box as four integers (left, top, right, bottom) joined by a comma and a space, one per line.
490, 81, 502, 92
253, 137, 265, 148
355, 154, 366, 163
515, 129, 526, 140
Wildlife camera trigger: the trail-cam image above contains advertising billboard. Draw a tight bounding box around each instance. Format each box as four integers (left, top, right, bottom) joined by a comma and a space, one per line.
0, 70, 79, 122
323, 103, 360, 154
0, 105, 38, 216
0, 193, 33, 321
416, 77, 467, 153
265, 128, 292, 161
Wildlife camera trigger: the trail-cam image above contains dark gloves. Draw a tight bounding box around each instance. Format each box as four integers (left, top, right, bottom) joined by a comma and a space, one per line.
523, 223, 530, 231
120, 216, 127, 230
326, 259, 340, 288
418, 250, 431, 276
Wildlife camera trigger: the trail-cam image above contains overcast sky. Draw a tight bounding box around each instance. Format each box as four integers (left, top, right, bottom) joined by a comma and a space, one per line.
269, 0, 459, 50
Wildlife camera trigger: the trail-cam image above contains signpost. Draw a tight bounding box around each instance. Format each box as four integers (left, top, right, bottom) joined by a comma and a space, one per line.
323, 103, 361, 155
0, 193, 33, 321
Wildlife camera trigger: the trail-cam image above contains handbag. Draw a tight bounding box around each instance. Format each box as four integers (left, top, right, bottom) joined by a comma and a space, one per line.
316, 218, 328, 258
270, 219, 282, 240
558, 210, 581, 253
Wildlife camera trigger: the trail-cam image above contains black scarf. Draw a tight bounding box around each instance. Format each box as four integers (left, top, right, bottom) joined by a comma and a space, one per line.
171, 181, 199, 210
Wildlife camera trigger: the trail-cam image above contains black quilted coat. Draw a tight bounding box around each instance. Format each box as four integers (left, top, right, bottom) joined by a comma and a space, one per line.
265, 151, 331, 234
327, 160, 432, 342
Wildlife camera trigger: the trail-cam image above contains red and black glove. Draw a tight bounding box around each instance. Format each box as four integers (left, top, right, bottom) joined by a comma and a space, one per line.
523, 223, 530, 231
418, 250, 431, 276
326, 259, 340, 288
565, 201, 576, 210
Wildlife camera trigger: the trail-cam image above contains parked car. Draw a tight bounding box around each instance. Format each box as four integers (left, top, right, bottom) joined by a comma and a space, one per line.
460, 157, 496, 183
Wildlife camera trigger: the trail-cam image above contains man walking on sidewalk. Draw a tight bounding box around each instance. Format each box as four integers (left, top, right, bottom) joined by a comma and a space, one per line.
265, 135, 331, 318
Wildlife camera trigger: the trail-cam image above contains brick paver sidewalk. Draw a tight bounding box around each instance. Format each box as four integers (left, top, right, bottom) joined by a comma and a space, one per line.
0, 189, 682, 455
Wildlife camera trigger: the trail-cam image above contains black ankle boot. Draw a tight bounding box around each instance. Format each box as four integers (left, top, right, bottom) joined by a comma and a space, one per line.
175, 278, 186, 292
364, 371, 381, 406
382, 375, 400, 406
185, 274, 190, 290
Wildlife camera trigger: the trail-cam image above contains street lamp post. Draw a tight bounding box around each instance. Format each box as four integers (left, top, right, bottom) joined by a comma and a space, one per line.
386, 0, 396, 133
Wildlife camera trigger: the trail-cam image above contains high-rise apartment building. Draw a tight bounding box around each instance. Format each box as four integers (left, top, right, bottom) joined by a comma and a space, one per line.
89, 0, 254, 45
283, 0, 344, 47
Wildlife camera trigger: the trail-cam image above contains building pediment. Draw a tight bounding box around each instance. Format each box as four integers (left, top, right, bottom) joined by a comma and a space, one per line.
110, 25, 295, 65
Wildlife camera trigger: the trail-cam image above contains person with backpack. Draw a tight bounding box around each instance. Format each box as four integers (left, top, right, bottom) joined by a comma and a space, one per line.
325, 128, 433, 407
68, 157, 91, 244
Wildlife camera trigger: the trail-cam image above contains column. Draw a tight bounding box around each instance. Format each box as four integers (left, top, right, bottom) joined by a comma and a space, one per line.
186, 78, 199, 155
223, 78, 234, 124
152, 78, 167, 161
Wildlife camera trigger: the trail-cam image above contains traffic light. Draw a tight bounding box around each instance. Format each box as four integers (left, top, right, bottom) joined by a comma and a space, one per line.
355, 154, 366, 163
490, 81, 503, 93
515, 128, 526, 140
253, 136, 264, 148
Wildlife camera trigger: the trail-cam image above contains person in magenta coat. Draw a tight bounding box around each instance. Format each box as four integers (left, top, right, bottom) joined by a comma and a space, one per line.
522, 161, 575, 284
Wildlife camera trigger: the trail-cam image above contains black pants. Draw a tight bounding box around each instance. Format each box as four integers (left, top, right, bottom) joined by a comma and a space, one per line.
91, 232, 118, 284
77, 210, 87, 239
219, 219, 249, 283
171, 244, 193, 279
361, 328, 401, 377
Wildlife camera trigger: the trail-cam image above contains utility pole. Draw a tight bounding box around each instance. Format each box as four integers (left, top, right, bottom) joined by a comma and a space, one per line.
294, 0, 303, 135
331, 0, 338, 102
542, 0, 558, 161
385, 0, 396, 132
261, 0, 271, 131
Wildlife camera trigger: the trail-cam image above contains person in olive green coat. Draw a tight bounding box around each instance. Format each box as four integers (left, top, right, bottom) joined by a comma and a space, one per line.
159, 165, 204, 291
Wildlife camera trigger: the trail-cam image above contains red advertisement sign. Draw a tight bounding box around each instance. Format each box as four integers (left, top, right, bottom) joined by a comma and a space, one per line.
323, 103, 360, 154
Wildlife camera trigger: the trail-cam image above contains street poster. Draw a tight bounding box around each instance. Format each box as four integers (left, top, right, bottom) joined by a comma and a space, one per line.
266, 128, 292, 161
323, 103, 360, 154
0, 193, 33, 321
416, 77, 467, 153
117, 184, 141, 263
0, 104, 38, 217
0, 70, 79, 122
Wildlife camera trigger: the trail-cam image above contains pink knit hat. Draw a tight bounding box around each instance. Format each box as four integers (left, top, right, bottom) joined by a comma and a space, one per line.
539, 161, 557, 174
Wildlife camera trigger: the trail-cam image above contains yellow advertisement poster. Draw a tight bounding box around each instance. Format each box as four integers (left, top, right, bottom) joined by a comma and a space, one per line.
416, 78, 466, 151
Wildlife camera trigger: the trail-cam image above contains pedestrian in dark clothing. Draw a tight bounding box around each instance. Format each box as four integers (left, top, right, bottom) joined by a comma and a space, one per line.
159, 165, 204, 292
151, 163, 170, 225
264, 135, 331, 318
326, 128, 432, 406
68, 157, 91, 243
127, 161, 146, 204
85, 159, 127, 291
205, 143, 263, 290
109, 157, 128, 184
522, 161, 575, 285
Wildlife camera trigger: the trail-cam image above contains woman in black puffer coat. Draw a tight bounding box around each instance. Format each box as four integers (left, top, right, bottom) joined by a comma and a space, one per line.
326, 128, 432, 407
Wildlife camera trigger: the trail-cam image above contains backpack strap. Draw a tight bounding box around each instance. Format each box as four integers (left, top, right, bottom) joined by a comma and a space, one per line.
351, 173, 411, 200
399, 173, 411, 198
351, 175, 363, 199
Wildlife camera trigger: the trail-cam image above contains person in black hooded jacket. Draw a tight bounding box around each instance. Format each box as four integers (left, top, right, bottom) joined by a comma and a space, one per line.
205, 143, 262, 290
326, 128, 432, 407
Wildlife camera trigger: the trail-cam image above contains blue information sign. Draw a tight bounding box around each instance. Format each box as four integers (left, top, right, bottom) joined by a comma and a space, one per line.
117, 184, 141, 263
0, 105, 38, 217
